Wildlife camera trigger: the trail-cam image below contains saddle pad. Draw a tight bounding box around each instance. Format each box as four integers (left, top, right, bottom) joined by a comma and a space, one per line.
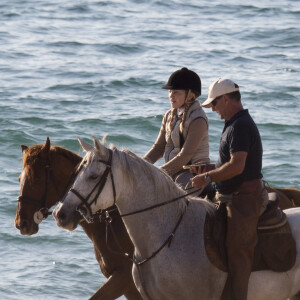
204, 204, 297, 272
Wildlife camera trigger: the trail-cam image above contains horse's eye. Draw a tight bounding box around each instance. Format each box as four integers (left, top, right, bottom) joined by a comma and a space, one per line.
89, 174, 98, 180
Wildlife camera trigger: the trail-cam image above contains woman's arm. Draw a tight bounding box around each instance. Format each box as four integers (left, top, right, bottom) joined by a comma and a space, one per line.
143, 114, 168, 164
161, 117, 208, 175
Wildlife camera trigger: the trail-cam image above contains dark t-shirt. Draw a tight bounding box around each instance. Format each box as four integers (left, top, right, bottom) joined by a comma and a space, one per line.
215, 109, 263, 194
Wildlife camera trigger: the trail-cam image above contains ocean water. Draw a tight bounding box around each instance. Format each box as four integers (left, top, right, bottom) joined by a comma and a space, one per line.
0, 0, 299, 299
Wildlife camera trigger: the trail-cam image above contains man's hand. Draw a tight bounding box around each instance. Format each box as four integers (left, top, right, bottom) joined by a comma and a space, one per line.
191, 152, 247, 187
190, 174, 207, 189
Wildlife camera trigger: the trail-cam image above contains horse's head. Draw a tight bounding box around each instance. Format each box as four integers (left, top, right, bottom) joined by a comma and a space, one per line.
15, 138, 53, 235
15, 137, 82, 235
53, 136, 115, 230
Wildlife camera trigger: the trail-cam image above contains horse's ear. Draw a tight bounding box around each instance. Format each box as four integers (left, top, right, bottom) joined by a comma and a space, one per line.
101, 134, 108, 145
40, 137, 51, 157
21, 145, 28, 154
92, 136, 107, 155
77, 137, 93, 152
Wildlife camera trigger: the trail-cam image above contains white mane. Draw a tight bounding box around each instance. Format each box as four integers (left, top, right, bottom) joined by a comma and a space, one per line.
77, 135, 214, 214
113, 147, 214, 214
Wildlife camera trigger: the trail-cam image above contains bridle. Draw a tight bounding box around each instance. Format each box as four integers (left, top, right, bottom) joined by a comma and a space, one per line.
69, 148, 200, 222
68, 148, 203, 265
69, 149, 116, 223
63, 147, 203, 300
17, 158, 57, 225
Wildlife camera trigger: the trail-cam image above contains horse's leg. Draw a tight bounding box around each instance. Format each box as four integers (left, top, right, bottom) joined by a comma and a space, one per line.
88, 270, 134, 300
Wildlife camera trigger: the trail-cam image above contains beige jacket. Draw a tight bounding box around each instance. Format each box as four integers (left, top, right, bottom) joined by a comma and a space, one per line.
144, 101, 210, 176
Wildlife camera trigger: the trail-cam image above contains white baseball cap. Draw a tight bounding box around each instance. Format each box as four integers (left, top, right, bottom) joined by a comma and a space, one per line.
202, 78, 239, 108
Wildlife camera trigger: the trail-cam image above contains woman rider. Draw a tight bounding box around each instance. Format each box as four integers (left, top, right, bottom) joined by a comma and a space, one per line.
144, 67, 210, 191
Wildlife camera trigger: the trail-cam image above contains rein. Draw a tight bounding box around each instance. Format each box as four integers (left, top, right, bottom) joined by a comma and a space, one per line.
69, 147, 205, 268
119, 186, 201, 218
70, 147, 203, 220
102, 187, 202, 267
104, 202, 190, 266
96, 186, 201, 221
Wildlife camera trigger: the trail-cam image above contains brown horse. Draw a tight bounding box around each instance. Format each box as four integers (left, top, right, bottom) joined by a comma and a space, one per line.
14, 138, 300, 299
265, 185, 300, 210
14, 137, 142, 300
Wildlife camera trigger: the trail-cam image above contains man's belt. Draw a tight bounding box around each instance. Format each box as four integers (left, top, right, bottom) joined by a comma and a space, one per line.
234, 179, 264, 194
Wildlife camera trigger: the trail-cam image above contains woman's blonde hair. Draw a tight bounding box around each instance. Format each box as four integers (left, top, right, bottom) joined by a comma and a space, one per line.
168, 90, 198, 133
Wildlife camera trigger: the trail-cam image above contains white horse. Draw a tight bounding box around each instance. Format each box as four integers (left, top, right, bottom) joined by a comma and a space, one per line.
53, 137, 300, 300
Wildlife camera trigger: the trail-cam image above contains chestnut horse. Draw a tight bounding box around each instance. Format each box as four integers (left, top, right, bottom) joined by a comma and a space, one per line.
14, 137, 142, 300
265, 186, 300, 209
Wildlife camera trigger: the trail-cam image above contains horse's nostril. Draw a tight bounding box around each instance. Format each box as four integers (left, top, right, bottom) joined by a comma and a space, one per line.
20, 219, 29, 230
57, 211, 66, 222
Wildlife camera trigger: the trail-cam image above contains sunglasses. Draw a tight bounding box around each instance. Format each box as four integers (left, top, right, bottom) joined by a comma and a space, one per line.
211, 95, 223, 107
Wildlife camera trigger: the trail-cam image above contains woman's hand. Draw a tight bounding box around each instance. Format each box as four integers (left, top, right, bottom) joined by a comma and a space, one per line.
190, 174, 207, 189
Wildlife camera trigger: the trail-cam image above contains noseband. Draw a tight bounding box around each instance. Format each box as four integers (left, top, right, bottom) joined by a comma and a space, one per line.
17, 159, 55, 224
69, 149, 116, 222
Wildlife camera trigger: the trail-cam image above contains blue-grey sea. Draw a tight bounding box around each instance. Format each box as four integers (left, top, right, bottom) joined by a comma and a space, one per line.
1, 0, 299, 299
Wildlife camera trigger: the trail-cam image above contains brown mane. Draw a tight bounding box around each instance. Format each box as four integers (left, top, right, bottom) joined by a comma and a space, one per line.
50, 145, 82, 165
23, 144, 82, 183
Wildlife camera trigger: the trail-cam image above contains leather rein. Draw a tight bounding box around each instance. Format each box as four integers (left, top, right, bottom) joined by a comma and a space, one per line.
69, 148, 202, 266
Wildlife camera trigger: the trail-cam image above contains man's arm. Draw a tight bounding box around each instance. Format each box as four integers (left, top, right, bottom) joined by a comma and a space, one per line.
191, 151, 247, 188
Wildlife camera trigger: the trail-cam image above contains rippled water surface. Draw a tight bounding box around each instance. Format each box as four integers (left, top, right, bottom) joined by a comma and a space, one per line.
0, 0, 299, 299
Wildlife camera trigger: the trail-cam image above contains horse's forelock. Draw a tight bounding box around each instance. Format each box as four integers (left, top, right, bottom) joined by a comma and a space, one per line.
22, 145, 44, 182
23, 144, 43, 166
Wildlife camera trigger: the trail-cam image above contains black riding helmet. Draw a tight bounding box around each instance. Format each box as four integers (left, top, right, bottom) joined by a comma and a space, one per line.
162, 67, 201, 97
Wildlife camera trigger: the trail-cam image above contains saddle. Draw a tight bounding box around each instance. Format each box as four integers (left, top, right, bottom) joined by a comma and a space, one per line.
204, 192, 297, 272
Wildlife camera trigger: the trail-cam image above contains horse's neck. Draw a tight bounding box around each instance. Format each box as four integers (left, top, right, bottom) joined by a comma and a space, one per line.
111, 150, 189, 256
113, 157, 187, 257
117, 198, 187, 258
50, 150, 79, 203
